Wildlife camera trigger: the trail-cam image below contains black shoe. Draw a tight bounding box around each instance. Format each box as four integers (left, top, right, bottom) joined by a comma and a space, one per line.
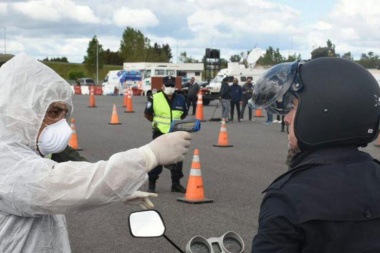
148, 183, 156, 193
171, 184, 186, 193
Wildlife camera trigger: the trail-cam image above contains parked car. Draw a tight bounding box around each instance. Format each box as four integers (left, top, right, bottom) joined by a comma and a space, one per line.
76, 78, 96, 86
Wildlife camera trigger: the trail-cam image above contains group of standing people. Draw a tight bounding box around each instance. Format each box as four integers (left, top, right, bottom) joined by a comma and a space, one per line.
220, 76, 255, 122
220, 76, 286, 132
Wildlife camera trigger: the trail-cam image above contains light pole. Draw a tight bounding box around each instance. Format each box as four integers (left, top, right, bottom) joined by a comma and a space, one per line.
3, 27, 6, 54
95, 36, 98, 85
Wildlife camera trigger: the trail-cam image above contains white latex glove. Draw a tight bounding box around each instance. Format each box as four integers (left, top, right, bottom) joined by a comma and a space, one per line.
148, 131, 191, 165
123, 191, 158, 209
139, 131, 192, 171
149, 131, 191, 166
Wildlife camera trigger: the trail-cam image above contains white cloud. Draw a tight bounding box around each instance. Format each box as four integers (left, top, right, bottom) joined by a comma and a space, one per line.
11, 0, 99, 24
64, 2, 100, 24
5, 0, 380, 63
328, 0, 380, 40
313, 21, 332, 31
0, 3, 7, 15
188, 9, 225, 32
113, 7, 159, 28
12, 1, 61, 22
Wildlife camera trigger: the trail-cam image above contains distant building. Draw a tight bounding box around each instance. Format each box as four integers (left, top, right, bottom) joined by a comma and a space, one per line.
123, 62, 204, 82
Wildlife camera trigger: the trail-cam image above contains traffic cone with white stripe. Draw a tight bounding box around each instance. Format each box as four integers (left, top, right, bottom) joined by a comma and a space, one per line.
88, 86, 97, 107
124, 87, 135, 113
122, 88, 128, 108
195, 91, 206, 122
177, 149, 213, 204
213, 118, 233, 147
68, 118, 82, 151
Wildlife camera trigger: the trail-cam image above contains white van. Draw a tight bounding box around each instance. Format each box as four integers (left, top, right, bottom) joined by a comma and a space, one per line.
102, 70, 122, 95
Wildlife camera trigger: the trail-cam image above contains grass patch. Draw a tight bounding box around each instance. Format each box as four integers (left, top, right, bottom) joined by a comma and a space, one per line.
43, 61, 122, 84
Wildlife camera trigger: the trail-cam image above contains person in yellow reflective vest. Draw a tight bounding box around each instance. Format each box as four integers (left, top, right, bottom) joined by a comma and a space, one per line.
144, 76, 188, 193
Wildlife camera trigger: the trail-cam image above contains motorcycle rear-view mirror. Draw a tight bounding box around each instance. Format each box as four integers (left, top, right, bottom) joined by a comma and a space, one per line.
129, 210, 165, 237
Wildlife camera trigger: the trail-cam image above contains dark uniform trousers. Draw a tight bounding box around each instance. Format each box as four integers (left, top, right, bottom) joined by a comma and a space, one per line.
252, 146, 380, 253
148, 129, 184, 184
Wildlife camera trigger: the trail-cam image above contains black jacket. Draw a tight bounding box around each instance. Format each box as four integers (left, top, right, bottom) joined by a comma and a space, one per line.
187, 82, 200, 98
220, 81, 231, 99
252, 146, 380, 253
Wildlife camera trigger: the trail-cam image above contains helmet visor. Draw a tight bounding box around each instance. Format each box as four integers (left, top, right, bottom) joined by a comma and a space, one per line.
249, 61, 300, 115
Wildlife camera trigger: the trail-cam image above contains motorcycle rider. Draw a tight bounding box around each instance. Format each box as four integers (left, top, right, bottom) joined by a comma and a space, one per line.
249, 57, 380, 252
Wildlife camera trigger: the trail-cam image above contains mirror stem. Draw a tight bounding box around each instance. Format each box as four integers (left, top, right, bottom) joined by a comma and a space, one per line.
163, 234, 185, 253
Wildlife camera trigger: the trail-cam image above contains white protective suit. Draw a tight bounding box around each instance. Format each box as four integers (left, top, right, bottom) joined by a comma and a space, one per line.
0, 54, 152, 252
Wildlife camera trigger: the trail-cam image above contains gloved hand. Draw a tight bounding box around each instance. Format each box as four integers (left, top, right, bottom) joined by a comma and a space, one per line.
148, 131, 191, 165
123, 191, 158, 209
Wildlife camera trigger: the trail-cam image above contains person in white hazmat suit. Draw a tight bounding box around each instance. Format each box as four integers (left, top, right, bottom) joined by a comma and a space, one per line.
0, 53, 192, 252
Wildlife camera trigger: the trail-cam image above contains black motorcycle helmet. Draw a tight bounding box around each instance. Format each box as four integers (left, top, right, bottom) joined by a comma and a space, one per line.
250, 57, 380, 150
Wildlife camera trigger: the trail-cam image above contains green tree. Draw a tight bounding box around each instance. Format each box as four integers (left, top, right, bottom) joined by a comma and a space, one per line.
311, 39, 336, 59
161, 44, 172, 62
230, 54, 241, 62
120, 27, 149, 62
42, 57, 68, 63
357, 52, 380, 68
119, 27, 172, 62
103, 49, 123, 65
257, 46, 285, 65
68, 70, 84, 80
179, 51, 199, 63
286, 53, 301, 62
83, 36, 104, 77
342, 52, 353, 60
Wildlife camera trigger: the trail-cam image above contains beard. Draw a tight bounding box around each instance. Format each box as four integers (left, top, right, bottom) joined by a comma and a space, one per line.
285, 143, 301, 169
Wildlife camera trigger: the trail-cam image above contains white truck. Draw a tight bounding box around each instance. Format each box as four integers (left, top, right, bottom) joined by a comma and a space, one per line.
102, 70, 142, 95
102, 70, 122, 95
123, 62, 204, 98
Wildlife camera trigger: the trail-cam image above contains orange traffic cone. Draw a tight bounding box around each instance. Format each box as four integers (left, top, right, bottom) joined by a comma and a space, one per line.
213, 119, 233, 147
108, 104, 122, 125
254, 109, 264, 117
177, 149, 213, 204
68, 118, 82, 151
88, 86, 97, 107
124, 87, 135, 113
122, 88, 128, 108
195, 91, 205, 121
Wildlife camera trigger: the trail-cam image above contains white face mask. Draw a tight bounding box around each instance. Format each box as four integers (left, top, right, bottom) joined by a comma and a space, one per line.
164, 87, 175, 96
37, 119, 72, 155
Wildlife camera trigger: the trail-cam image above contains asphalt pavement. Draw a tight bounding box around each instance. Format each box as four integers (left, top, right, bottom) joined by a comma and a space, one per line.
66, 94, 380, 253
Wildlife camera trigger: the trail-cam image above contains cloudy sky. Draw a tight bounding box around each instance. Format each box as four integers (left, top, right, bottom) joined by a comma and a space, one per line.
1, 0, 380, 63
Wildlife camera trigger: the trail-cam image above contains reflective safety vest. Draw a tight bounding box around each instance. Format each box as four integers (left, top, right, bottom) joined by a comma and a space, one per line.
152, 92, 184, 133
